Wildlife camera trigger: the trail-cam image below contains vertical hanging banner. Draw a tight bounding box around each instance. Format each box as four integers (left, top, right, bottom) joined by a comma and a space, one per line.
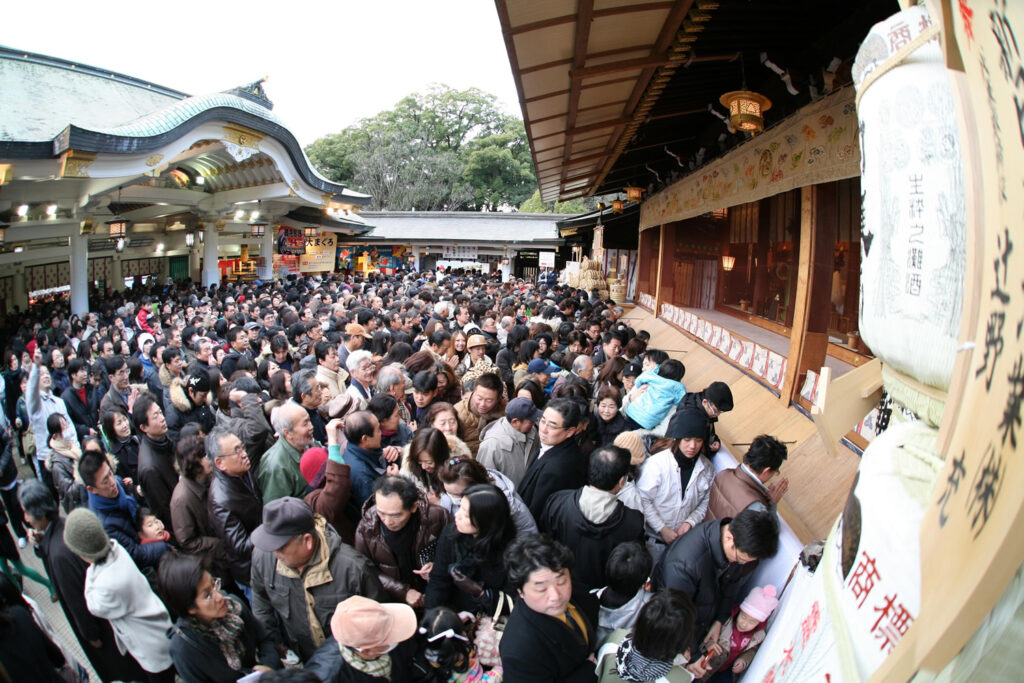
299, 231, 336, 272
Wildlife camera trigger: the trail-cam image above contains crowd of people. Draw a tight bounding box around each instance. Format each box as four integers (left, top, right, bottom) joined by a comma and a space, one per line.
0, 268, 791, 682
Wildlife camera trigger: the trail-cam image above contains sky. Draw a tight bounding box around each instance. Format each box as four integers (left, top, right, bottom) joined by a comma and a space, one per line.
1, 0, 522, 146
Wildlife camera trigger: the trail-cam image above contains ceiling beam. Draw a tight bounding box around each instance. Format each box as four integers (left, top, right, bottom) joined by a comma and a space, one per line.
566, 117, 630, 137
571, 54, 670, 80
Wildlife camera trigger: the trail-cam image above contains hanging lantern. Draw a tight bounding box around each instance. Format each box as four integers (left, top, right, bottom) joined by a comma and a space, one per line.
721, 254, 736, 271
106, 217, 130, 239
611, 199, 625, 213
249, 221, 267, 238
624, 187, 643, 203
184, 231, 195, 248
719, 90, 772, 133
304, 226, 318, 238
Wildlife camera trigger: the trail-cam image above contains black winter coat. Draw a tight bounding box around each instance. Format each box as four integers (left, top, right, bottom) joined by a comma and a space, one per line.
652, 518, 757, 654
61, 384, 100, 441
167, 597, 281, 683
518, 438, 587, 520
424, 523, 513, 614
208, 467, 262, 585
35, 517, 146, 682
540, 487, 645, 591
137, 434, 178, 527
499, 588, 599, 683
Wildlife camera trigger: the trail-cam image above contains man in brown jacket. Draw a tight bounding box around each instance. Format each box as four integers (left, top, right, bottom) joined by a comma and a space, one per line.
453, 373, 506, 455
705, 434, 789, 521
354, 475, 448, 608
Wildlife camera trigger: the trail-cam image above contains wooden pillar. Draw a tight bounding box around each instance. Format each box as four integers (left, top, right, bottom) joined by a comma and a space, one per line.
751, 200, 771, 316
653, 225, 666, 311
655, 224, 676, 313
781, 183, 838, 405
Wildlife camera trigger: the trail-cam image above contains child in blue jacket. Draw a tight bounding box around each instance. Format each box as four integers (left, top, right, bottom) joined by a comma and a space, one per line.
623, 359, 686, 430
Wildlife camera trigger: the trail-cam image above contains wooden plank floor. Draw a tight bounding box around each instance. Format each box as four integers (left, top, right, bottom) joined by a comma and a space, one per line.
620, 307, 860, 542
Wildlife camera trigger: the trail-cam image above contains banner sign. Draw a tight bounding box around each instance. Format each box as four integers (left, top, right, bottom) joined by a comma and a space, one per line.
300, 231, 336, 272
539, 251, 556, 268
276, 227, 306, 255
443, 245, 478, 260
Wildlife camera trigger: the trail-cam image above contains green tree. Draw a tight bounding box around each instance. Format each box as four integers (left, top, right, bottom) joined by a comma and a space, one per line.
305, 85, 534, 211
518, 189, 590, 214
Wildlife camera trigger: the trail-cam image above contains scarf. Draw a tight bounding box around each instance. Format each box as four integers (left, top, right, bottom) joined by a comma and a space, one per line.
340, 644, 392, 678
615, 634, 673, 683
187, 595, 247, 671
87, 479, 138, 520
578, 486, 620, 525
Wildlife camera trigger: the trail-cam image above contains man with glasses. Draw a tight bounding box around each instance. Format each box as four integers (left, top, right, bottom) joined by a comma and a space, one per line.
207, 427, 263, 594
517, 398, 587, 520
99, 355, 138, 417
652, 506, 779, 678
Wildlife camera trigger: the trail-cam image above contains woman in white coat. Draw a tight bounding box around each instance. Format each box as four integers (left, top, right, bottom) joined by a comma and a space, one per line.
63, 508, 175, 681
636, 409, 713, 564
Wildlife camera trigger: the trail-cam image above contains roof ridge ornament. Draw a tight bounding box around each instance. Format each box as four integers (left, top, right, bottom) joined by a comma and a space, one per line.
226, 78, 273, 110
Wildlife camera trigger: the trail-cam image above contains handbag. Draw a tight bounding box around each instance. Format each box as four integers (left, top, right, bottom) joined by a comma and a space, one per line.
472, 590, 513, 669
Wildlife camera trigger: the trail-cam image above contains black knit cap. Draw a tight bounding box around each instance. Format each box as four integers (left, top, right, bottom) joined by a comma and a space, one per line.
665, 408, 708, 440
703, 381, 734, 412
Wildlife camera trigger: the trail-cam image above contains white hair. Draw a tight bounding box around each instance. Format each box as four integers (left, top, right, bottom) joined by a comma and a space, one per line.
346, 349, 372, 372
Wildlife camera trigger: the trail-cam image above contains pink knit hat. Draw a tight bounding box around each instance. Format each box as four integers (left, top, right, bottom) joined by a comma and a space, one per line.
739, 585, 779, 622
300, 447, 329, 484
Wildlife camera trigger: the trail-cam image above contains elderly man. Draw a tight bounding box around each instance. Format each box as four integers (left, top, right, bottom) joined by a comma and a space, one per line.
314, 341, 348, 398
340, 411, 390, 515
26, 349, 78, 487
292, 368, 329, 444
476, 397, 540, 487
540, 445, 645, 591
207, 427, 263, 589
500, 534, 599, 683
259, 401, 319, 503
551, 354, 595, 396
345, 349, 376, 409
376, 366, 412, 423
250, 497, 386, 662
517, 398, 587, 520
453, 372, 506, 455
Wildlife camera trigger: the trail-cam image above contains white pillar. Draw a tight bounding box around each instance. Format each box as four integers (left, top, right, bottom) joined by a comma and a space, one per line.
69, 231, 89, 315
412, 245, 421, 272
201, 222, 220, 288
111, 255, 124, 291
258, 225, 274, 280
11, 266, 27, 312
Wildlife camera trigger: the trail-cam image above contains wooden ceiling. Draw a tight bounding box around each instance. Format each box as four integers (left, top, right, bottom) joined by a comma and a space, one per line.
496, 0, 896, 203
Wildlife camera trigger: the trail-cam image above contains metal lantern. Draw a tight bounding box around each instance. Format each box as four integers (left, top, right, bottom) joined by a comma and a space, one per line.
611, 199, 625, 213
106, 217, 130, 239
719, 90, 772, 134
249, 221, 267, 238
624, 187, 643, 203
721, 255, 736, 271
304, 226, 318, 238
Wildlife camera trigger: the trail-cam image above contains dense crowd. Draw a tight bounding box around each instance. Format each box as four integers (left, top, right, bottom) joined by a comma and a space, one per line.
0, 269, 791, 683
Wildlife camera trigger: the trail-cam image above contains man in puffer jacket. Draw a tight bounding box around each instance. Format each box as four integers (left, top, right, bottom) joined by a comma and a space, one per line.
164, 372, 216, 442
354, 476, 448, 608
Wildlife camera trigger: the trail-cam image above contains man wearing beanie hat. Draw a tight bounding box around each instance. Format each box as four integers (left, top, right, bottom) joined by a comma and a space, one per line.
676, 380, 734, 458
636, 408, 714, 563
304, 596, 419, 681
66, 508, 175, 678
165, 370, 216, 442
701, 584, 779, 678
250, 497, 387, 661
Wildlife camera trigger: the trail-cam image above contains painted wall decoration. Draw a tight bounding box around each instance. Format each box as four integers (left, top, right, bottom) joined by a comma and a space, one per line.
277, 227, 306, 255
639, 87, 861, 230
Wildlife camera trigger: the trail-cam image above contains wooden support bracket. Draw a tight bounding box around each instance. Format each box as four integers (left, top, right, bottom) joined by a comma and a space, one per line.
811, 358, 883, 458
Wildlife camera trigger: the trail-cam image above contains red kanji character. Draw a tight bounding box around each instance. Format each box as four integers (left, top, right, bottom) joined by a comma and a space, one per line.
762, 666, 776, 683
888, 22, 912, 52
780, 643, 794, 674
800, 601, 821, 647
870, 594, 914, 653
847, 551, 881, 608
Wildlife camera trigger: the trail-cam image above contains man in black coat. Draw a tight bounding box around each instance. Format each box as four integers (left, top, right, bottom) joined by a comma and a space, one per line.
18, 480, 147, 682
133, 393, 178, 528
652, 507, 779, 678
500, 534, 599, 683
207, 426, 263, 588
540, 445, 645, 591
518, 399, 587, 520
61, 359, 100, 441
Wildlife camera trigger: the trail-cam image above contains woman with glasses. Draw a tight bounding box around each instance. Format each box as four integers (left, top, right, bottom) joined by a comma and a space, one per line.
159, 553, 281, 682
